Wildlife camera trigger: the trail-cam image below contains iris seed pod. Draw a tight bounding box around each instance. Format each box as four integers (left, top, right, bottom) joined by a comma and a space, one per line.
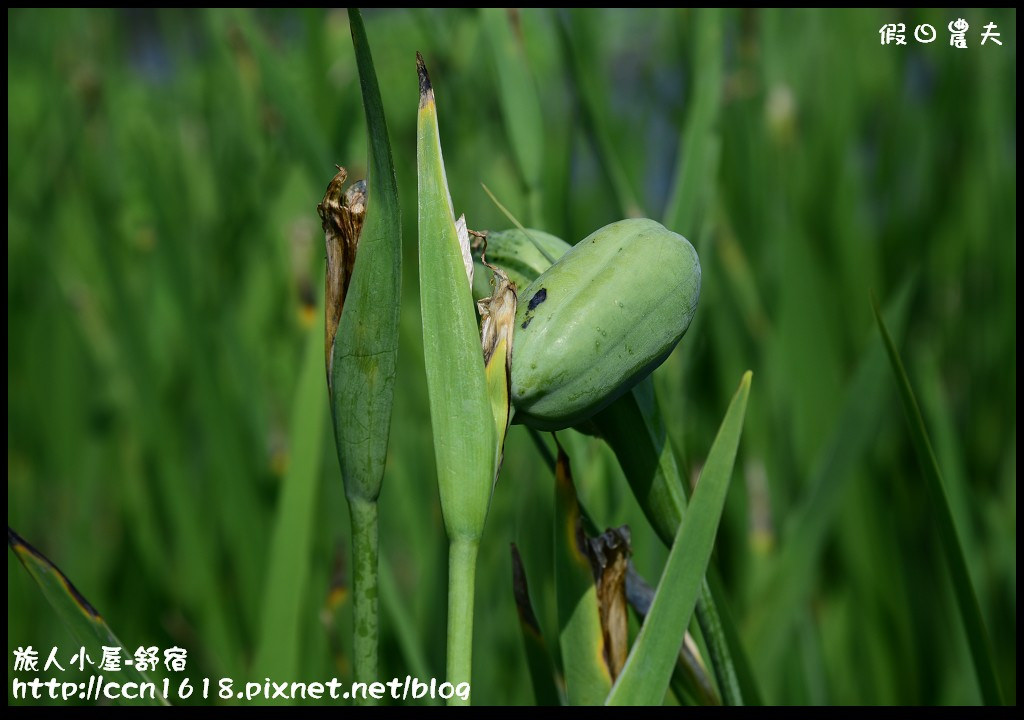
511, 218, 700, 430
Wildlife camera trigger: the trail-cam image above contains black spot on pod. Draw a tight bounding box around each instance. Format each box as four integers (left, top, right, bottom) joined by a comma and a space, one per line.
521, 317, 533, 330
528, 288, 547, 311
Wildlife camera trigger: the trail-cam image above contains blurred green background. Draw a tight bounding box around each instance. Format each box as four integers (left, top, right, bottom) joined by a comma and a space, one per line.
7, 8, 1016, 705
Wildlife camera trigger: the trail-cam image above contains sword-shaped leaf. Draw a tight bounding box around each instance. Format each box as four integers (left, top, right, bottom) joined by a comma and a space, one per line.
607, 371, 751, 705
873, 297, 1003, 706
9, 527, 167, 706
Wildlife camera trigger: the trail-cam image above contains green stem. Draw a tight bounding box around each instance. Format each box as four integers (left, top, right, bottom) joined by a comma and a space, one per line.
349, 496, 379, 703
446, 538, 480, 705
694, 582, 741, 704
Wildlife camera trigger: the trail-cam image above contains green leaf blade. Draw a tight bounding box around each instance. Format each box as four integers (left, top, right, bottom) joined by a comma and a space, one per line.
511, 543, 562, 706
416, 53, 496, 541
595, 377, 759, 705
252, 316, 326, 682
9, 528, 167, 706
662, 8, 723, 235
553, 443, 613, 705
745, 281, 914, 677
872, 298, 1003, 706
481, 8, 544, 222
332, 7, 403, 503
607, 371, 751, 706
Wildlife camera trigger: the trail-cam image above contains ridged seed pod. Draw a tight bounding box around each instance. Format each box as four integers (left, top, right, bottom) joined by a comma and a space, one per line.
511, 218, 700, 430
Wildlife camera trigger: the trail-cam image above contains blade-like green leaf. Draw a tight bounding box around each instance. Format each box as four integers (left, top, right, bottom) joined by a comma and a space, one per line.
333, 6, 402, 510
417, 52, 496, 704
746, 282, 913, 674
321, 9, 404, 692
377, 553, 435, 696
872, 297, 1003, 706
8, 527, 167, 705
594, 377, 758, 705
480, 8, 544, 224
416, 52, 495, 544
607, 371, 751, 706
662, 8, 723, 235
553, 441, 613, 705
511, 543, 562, 706
556, 9, 643, 218
625, 563, 720, 706
252, 312, 326, 682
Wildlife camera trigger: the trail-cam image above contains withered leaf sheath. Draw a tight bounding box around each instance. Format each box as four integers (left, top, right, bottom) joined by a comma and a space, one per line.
478, 262, 517, 374
553, 439, 612, 703
478, 258, 517, 474
586, 526, 632, 681
318, 166, 367, 388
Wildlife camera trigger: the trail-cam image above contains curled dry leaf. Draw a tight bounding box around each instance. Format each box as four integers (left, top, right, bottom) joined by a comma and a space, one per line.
585, 526, 632, 681
479, 268, 516, 475
478, 232, 518, 476
477, 267, 517, 372
317, 166, 367, 386
555, 438, 633, 684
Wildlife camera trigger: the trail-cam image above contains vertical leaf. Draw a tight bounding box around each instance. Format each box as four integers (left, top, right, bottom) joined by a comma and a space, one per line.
481, 8, 544, 224
594, 377, 759, 705
511, 543, 562, 706
873, 298, 1003, 706
417, 52, 496, 704
332, 7, 402, 508
554, 442, 613, 705
416, 53, 496, 543
662, 8, 724, 234
9, 528, 167, 706
608, 371, 751, 705
253, 313, 326, 682
325, 8, 404, 691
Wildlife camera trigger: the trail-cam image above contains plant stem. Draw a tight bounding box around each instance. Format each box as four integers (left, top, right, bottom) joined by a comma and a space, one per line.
349, 496, 379, 703
695, 582, 741, 704
446, 538, 480, 705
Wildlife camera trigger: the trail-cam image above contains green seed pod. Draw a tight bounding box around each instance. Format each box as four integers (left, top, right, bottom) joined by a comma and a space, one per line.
472, 228, 572, 301
511, 218, 700, 430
